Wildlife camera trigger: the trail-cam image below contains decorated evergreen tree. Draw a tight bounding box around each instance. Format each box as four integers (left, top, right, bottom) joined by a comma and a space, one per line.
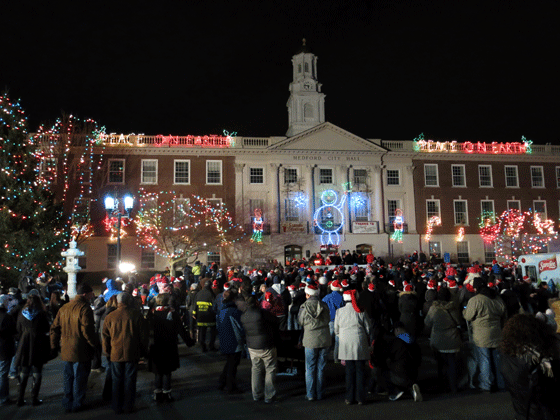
0, 92, 66, 285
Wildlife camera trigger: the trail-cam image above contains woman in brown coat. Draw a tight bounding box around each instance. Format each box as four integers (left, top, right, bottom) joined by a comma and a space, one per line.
14, 294, 51, 406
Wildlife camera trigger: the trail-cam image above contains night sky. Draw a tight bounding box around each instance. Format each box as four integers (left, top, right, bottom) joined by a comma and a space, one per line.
2, 0, 559, 143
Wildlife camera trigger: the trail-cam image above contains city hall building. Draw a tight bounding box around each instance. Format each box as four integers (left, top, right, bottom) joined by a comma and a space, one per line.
41, 44, 560, 274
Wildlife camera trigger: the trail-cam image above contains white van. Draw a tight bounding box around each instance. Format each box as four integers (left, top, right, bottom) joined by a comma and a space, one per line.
517, 253, 560, 287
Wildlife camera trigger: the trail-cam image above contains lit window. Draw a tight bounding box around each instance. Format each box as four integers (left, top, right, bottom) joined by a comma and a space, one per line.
285, 198, 299, 222
249, 167, 264, 184
108, 159, 125, 184
141, 160, 158, 184
174, 160, 190, 184
207, 160, 222, 184
426, 199, 440, 220
424, 164, 438, 186
454, 200, 468, 225
505, 166, 518, 187
452, 165, 466, 187
352, 193, 369, 221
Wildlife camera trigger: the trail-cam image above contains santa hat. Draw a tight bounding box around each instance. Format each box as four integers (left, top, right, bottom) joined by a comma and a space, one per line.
404, 284, 413, 292
343, 290, 362, 312
388, 280, 396, 287
341, 279, 350, 289
388, 264, 393, 269
367, 283, 375, 292
465, 283, 475, 293
427, 280, 436, 290
212, 280, 219, 289
523, 276, 531, 283
331, 280, 343, 292
173, 278, 182, 283
265, 291, 273, 302
132, 288, 138, 297
287, 285, 296, 292
487, 282, 495, 289
448, 280, 458, 289
315, 268, 321, 274
223, 282, 231, 291
305, 284, 319, 296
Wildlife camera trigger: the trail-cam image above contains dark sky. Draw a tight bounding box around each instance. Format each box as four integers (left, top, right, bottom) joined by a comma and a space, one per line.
2, 0, 559, 143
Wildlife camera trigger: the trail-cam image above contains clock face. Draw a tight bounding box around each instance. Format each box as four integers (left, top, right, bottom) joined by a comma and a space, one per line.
303, 81, 312, 90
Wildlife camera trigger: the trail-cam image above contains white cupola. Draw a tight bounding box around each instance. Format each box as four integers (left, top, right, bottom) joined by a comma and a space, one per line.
286, 39, 326, 137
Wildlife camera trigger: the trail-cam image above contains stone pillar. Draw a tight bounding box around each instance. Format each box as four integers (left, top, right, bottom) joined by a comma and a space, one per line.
62, 240, 84, 299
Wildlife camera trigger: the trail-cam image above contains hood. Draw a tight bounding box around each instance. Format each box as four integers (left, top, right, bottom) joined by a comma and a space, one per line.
271, 283, 284, 295
431, 300, 456, 311
103, 279, 121, 302
304, 297, 325, 318
22, 307, 39, 321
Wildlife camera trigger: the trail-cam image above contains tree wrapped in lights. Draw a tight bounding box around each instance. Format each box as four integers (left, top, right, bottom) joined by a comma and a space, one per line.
135, 191, 245, 273
32, 114, 106, 244
0, 92, 66, 283
479, 209, 558, 261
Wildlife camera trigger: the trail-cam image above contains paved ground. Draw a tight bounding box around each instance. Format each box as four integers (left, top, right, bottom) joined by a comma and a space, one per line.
1, 339, 516, 420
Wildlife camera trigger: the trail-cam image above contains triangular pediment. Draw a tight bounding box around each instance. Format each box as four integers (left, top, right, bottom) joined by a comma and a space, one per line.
269, 122, 386, 152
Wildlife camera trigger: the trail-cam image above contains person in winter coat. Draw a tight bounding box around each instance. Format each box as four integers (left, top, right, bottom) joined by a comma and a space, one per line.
193, 279, 217, 352
0, 294, 17, 406
398, 285, 421, 339
14, 294, 51, 406
148, 293, 192, 403
241, 296, 279, 403
217, 290, 244, 393
102, 292, 149, 414
298, 283, 331, 401
424, 287, 462, 393
500, 314, 560, 420
335, 290, 372, 405
323, 280, 345, 363
423, 280, 438, 317
50, 283, 99, 413
463, 277, 506, 392
383, 323, 423, 402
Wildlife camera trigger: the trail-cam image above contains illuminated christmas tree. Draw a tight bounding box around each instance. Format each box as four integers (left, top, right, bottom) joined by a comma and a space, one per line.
479, 209, 558, 261
135, 191, 245, 273
0, 92, 66, 283
32, 113, 106, 244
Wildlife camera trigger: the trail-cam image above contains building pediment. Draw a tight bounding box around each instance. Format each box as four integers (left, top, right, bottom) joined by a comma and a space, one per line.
270, 122, 387, 152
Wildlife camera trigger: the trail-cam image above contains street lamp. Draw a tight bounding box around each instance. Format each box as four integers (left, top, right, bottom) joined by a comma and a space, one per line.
104, 193, 134, 270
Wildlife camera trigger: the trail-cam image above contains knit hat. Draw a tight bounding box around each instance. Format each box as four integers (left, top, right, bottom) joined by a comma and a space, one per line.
305, 283, 319, 296
331, 280, 343, 292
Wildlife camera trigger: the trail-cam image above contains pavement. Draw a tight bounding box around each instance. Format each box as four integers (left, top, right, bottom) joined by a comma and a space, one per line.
0, 339, 516, 420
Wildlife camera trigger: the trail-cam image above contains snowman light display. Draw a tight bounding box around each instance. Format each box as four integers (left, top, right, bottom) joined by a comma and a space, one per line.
313, 188, 348, 247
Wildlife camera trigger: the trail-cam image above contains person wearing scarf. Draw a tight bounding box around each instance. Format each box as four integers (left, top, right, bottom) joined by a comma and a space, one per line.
334, 290, 372, 405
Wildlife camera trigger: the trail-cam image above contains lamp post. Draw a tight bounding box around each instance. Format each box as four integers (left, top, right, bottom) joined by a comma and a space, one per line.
104, 194, 134, 270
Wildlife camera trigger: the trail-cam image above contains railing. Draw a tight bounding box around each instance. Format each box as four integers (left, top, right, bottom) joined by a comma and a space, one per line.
242, 138, 269, 147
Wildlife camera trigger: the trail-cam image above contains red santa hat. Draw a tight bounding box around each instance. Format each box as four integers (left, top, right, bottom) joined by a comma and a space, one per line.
388, 263, 393, 269
368, 283, 375, 292
523, 275, 531, 283
305, 284, 319, 296
341, 279, 350, 289
265, 291, 273, 302
465, 283, 475, 293
331, 280, 343, 292
132, 288, 138, 297
212, 280, 219, 289
288, 285, 296, 292
427, 280, 436, 290
404, 284, 414, 292
388, 280, 396, 287
487, 282, 495, 289
448, 280, 458, 289
223, 282, 231, 291
343, 290, 362, 312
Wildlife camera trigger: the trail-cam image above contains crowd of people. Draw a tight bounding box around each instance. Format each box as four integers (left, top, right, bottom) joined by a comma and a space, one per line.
1, 253, 560, 419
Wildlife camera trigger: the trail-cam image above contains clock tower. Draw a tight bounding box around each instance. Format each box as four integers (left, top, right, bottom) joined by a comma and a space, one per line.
286, 39, 326, 137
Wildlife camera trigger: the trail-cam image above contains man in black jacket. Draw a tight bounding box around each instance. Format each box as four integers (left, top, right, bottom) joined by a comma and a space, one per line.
240, 296, 279, 403
193, 280, 217, 352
